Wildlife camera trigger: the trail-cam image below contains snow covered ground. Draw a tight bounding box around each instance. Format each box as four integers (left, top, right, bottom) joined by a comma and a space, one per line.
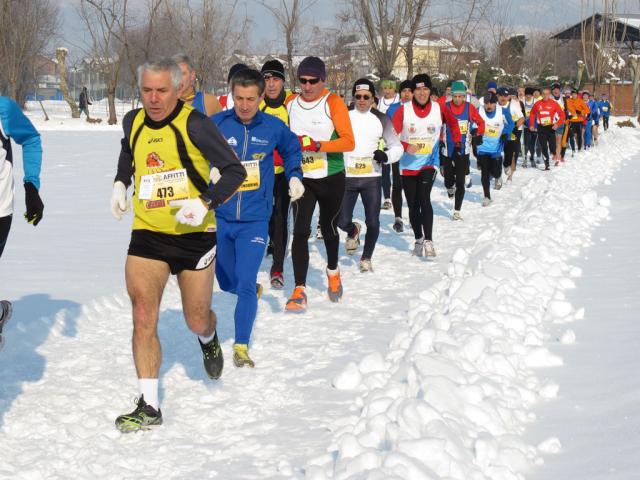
1, 117, 639, 479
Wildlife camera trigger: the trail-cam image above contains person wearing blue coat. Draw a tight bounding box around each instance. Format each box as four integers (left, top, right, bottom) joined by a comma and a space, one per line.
0, 95, 44, 350
598, 94, 612, 131
211, 69, 303, 368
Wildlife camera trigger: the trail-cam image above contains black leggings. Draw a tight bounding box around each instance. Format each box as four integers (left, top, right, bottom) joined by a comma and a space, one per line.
537, 126, 556, 166
291, 172, 345, 286
443, 153, 469, 211
268, 172, 291, 273
0, 215, 12, 258
477, 155, 501, 199
402, 169, 436, 241
569, 122, 583, 151
603, 116, 609, 131
523, 129, 537, 160
503, 131, 522, 168
382, 162, 404, 218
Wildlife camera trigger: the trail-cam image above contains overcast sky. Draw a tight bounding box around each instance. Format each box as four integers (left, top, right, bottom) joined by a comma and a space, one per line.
58, 0, 640, 58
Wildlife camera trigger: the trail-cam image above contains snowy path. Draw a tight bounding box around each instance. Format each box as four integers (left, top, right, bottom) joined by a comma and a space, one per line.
1, 123, 639, 479
525, 154, 640, 479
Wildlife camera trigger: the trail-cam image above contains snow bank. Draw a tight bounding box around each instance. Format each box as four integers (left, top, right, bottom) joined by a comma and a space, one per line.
305, 125, 640, 479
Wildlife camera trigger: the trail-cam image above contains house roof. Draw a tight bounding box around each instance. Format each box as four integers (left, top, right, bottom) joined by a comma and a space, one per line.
551, 13, 640, 42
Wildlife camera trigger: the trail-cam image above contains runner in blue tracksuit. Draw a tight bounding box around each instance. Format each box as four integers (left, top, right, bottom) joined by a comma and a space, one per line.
583, 92, 598, 148
599, 94, 612, 131
475, 92, 514, 205
587, 94, 600, 146
211, 69, 303, 368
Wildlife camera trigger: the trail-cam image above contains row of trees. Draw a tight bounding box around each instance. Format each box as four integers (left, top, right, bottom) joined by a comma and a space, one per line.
1, 0, 636, 122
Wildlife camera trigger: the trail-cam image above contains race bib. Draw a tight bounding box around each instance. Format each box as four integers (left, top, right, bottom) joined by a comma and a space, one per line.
301, 152, 326, 173
346, 156, 374, 175
410, 137, 433, 155
458, 120, 468, 135
540, 117, 552, 126
486, 125, 500, 138
239, 160, 260, 191
139, 169, 189, 202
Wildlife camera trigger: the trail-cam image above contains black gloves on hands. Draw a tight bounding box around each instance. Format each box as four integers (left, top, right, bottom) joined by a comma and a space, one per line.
24, 182, 44, 226
472, 135, 483, 147
373, 149, 388, 164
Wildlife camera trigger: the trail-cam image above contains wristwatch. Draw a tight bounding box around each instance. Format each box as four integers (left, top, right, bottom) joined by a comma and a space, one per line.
199, 194, 213, 209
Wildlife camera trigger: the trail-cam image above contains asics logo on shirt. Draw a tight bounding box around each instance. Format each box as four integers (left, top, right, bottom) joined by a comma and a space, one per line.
147, 137, 163, 144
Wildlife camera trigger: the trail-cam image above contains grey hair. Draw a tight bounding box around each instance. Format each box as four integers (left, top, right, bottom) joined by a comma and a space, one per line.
137, 58, 182, 90
171, 53, 193, 71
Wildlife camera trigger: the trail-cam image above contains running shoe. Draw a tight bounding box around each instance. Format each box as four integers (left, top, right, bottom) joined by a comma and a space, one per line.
424, 240, 436, 257
495, 177, 503, 190
315, 224, 323, 240
382, 199, 392, 210
412, 239, 425, 257
465, 175, 472, 188
270, 271, 284, 290
482, 197, 492, 207
392, 217, 404, 233
359, 258, 373, 273
447, 187, 455, 199
345, 221, 361, 255
452, 211, 462, 221
115, 395, 163, 433
0, 300, 12, 351
256, 283, 263, 299
233, 343, 255, 368
327, 269, 343, 303
285, 286, 308, 313
199, 330, 224, 380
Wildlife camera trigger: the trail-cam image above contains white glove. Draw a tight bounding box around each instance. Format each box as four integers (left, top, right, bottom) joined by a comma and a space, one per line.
110, 181, 129, 220
288, 177, 305, 202
210, 167, 221, 184
169, 198, 209, 226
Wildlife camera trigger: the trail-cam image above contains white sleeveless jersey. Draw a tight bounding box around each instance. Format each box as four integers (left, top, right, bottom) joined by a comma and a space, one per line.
0, 120, 14, 217
377, 94, 399, 114
287, 92, 334, 179
399, 101, 442, 171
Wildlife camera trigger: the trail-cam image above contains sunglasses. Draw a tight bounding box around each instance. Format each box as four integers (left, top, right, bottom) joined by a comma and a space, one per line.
354, 94, 372, 100
298, 77, 320, 85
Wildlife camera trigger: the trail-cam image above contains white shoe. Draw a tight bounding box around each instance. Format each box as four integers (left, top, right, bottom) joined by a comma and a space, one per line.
482, 197, 492, 207
359, 258, 373, 272
452, 211, 462, 221
382, 199, 392, 210
424, 240, 436, 257
345, 221, 361, 255
465, 175, 472, 188
495, 178, 502, 190
413, 239, 424, 257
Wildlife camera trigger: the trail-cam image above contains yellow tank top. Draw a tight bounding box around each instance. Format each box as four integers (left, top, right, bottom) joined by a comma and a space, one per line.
260, 92, 291, 174
130, 105, 216, 234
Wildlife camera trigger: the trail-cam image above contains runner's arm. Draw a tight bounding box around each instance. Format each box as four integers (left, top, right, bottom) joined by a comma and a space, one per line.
188, 113, 247, 208
552, 103, 566, 128
276, 120, 303, 181
390, 105, 410, 150
114, 110, 137, 187
381, 115, 403, 164
441, 106, 462, 144
0, 97, 43, 189
469, 104, 485, 136
320, 94, 355, 153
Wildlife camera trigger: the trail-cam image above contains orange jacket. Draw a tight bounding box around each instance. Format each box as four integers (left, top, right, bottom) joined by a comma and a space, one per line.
566, 97, 590, 123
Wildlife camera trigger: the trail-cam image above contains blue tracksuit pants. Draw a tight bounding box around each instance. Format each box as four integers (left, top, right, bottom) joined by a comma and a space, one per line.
215, 217, 268, 345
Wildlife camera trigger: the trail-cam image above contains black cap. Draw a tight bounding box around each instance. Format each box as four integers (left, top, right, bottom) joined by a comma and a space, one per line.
496, 86, 510, 97
483, 92, 498, 104
411, 73, 432, 91
550, 82, 561, 90
261, 59, 285, 81
228, 63, 249, 83
352, 78, 376, 97
399, 79, 413, 91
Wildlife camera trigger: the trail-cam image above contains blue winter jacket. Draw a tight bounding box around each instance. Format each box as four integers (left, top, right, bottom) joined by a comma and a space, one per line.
587, 99, 600, 122
212, 109, 302, 222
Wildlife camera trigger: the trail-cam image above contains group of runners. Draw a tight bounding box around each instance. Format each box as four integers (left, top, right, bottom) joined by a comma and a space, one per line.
0, 54, 612, 432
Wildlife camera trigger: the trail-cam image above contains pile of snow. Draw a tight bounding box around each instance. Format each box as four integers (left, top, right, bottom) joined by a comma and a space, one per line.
305, 126, 640, 479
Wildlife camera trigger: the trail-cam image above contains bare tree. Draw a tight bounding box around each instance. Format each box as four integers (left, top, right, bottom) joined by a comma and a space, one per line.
78, 0, 129, 124
256, 0, 319, 88
56, 48, 81, 118
403, 0, 429, 78
0, 0, 59, 106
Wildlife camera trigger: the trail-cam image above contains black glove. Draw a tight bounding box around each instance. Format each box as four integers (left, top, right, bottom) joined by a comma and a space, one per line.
24, 182, 44, 226
472, 135, 483, 147
373, 149, 388, 164
500, 134, 509, 144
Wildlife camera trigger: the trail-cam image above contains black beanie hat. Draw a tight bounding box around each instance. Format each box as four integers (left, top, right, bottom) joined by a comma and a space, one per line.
524, 87, 534, 96
228, 63, 249, 83
411, 73, 432, 91
352, 78, 376, 97
483, 92, 498, 104
399, 80, 413, 91
261, 60, 285, 81
297, 56, 326, 81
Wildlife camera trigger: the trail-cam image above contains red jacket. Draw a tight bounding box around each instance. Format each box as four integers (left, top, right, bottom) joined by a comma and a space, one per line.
529, 99, 565, 129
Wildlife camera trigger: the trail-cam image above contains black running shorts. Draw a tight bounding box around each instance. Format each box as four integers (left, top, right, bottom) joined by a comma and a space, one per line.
128, 229, 217, 274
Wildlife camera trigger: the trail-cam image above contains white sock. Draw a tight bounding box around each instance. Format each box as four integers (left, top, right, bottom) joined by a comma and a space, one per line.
199, 331, 215, 344
138, 378, 159, 410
